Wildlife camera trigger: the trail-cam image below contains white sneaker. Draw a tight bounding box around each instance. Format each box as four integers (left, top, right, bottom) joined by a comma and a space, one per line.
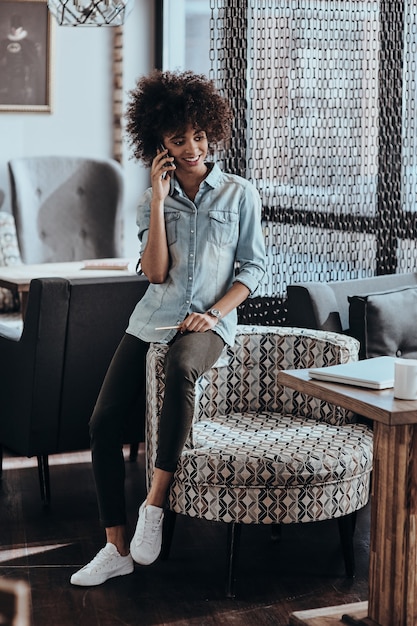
130, 501, 164, 565
70, 543, 134, 586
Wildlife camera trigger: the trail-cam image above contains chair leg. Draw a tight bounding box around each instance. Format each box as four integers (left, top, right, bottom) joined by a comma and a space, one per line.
337, 512, 356, 578
37, 455, 50, 506
225, 522, 242, 599
129, 442, 139, 462
160, 509, 177, 560
270, 523, 282, 542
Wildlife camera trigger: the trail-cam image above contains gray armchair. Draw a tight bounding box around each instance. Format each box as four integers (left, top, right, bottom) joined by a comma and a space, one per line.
8, 156, 124, 263
0, 274, 149, 505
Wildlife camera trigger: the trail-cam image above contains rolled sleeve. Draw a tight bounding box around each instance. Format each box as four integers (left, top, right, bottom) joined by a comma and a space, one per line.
234, 181, 266, 295
136, 189, 152, 255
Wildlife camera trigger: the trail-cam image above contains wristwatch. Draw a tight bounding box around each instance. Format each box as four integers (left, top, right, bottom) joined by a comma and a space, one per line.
207, 308, 222, 320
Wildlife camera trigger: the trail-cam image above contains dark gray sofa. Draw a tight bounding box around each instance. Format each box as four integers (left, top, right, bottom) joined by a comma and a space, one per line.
286, 273, 417, 359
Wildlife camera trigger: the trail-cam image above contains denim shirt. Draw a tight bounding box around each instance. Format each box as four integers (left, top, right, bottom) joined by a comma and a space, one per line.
126, 163, 266, 346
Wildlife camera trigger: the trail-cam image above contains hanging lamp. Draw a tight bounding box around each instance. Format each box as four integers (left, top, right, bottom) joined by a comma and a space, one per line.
47, 0, 134, 26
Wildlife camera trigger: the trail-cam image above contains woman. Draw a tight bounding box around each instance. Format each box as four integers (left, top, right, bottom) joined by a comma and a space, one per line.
71, 69, 266, 586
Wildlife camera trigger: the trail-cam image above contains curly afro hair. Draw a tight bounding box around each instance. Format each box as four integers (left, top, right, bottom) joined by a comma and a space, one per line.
125, 70, 232, 166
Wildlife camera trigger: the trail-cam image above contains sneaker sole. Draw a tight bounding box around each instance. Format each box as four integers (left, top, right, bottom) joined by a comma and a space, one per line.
129, 542, 161, 566
70, 562, 134, 587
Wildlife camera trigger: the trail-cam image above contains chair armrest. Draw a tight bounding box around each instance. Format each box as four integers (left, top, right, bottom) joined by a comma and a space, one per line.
0, 321, 22, 341
286, 283, 343, 332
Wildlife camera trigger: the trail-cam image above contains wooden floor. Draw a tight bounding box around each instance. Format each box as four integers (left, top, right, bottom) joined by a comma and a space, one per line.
0, 445, 370, 626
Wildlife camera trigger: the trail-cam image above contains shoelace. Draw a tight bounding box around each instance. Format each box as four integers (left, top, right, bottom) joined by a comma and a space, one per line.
84, 546, 114, 572
135, 510, 162, 547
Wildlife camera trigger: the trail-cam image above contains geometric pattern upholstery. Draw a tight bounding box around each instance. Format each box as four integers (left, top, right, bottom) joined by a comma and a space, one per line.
0, 211, 22, 313
146, 326, 373, 525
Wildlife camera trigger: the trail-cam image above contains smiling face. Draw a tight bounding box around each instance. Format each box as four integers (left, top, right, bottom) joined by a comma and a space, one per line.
162, 125, 209, 181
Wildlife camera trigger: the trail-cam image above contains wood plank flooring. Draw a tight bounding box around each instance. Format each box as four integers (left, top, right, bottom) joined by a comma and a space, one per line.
0, 446, 370, 626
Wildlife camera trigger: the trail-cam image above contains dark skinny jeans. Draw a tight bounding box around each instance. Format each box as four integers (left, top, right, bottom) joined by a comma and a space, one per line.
89, 330, 225, 528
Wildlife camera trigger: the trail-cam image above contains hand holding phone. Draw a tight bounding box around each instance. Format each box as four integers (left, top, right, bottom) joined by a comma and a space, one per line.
157, 143, 172, 179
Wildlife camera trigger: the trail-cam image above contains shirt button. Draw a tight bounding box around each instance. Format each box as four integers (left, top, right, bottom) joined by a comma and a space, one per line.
186, 300, 190, 304
191, 230, 194, 234
190, 253, 194, 257
189, 276, 192, 280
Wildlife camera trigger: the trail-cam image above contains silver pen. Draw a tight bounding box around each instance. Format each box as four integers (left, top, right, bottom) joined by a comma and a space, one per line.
154, 325, 181, 330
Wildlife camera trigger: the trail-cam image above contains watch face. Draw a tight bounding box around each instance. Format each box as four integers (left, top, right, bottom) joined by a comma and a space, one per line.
210, 308, 221, 319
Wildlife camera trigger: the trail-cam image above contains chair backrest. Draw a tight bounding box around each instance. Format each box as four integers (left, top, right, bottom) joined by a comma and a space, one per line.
56, 276, 147, 452
0, 275, 149, 457
8, 156, 124, 263
196, 326, 359, 424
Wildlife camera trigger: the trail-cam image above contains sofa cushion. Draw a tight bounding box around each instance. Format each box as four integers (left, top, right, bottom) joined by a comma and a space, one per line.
0, 211, 22, 312
183, 412, 373, 488
172, 411, 372, 524
348, 287, 417, 359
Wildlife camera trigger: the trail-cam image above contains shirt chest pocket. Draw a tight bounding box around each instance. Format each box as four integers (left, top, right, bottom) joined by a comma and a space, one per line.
208, 210, 238, 246
164, 210, 180, 245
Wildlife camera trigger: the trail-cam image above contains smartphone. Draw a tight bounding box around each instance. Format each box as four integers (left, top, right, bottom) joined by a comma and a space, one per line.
157, 143, 171, 179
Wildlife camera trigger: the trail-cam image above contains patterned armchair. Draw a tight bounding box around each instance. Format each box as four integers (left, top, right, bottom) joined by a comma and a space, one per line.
0, 211, 23, 332
146, 325, 373, 596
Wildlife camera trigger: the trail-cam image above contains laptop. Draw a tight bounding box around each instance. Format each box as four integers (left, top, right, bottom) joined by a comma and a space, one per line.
308, 355, 396, 390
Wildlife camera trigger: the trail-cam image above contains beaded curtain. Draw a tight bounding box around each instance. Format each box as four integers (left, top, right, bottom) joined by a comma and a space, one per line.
204, 0, 417, 324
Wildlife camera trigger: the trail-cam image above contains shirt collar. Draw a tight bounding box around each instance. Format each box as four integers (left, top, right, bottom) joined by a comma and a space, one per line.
204, 162, 223, 188
169, 162, 222, 196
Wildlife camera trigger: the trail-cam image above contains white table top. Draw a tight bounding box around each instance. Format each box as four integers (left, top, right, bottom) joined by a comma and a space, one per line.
0, 259, 138, 291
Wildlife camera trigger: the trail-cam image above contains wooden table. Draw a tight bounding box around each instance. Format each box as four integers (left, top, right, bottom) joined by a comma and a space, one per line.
278, 368, 417, 626
0, 259, 138, 318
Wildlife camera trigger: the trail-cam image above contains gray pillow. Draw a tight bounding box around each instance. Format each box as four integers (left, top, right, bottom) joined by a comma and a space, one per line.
348, 287, 417, 359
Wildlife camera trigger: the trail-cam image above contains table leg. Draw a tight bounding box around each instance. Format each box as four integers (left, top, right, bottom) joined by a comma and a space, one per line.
19, 291, 28, 321
289, 421, 417, 626
368, 422, 417, 625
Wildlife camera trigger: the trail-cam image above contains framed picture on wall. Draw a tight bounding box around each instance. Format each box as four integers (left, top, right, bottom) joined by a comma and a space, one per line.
0, 0, 53, 112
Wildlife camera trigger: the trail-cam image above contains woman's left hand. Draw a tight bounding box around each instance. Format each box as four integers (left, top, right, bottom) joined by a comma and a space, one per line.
179, 312, 218, 333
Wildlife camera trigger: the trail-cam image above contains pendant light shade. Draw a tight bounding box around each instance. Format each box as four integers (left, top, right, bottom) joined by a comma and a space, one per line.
47, 0, 134, 26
